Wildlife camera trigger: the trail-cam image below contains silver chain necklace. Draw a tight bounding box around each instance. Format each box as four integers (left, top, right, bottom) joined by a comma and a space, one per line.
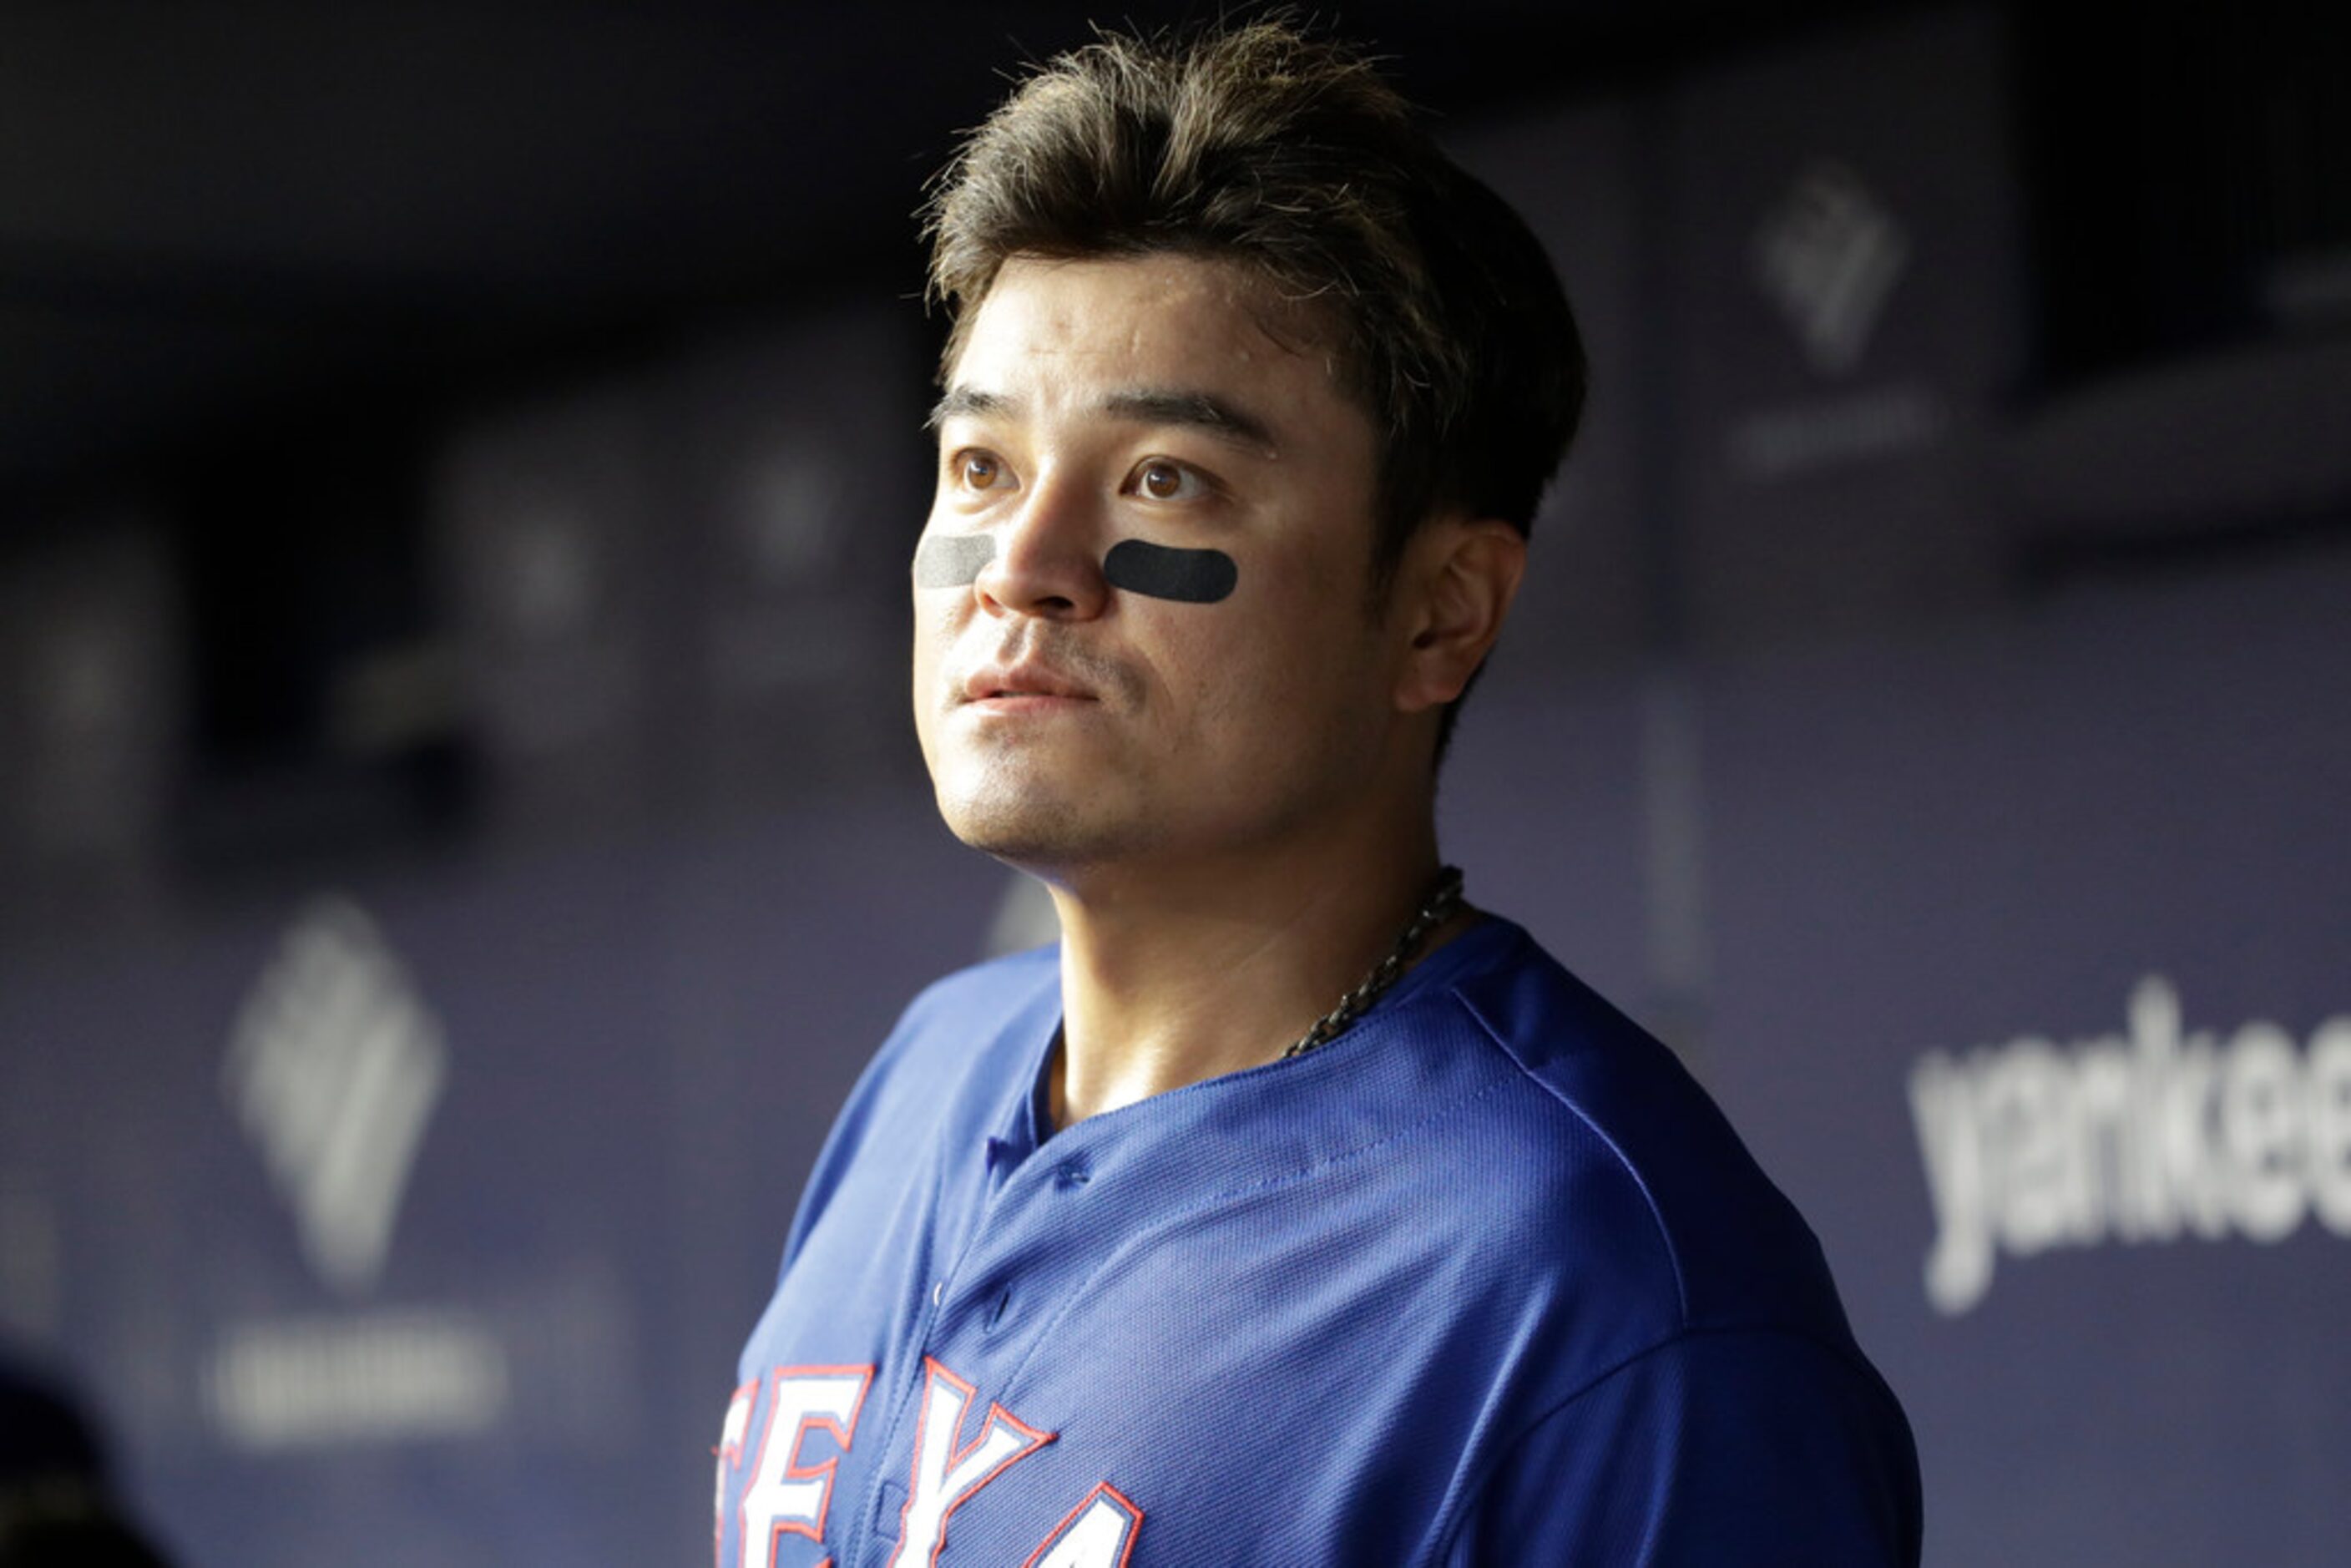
1282, 865, 1467, 1060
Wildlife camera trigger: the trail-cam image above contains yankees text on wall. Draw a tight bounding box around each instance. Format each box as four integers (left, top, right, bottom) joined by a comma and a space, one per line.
1909, 976, 2351, 1314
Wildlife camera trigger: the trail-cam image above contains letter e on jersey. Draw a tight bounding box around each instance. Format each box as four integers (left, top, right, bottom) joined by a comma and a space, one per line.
722, 1365, 874, 1568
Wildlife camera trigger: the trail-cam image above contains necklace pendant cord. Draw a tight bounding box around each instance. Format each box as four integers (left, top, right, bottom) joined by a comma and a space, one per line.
1282, 865, 1466, 1060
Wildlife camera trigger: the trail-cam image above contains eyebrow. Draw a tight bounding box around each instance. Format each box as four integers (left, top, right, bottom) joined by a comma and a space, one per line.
925, 386, 1008, 430
926, 384, 1279, 457
1100, 388, 1278, 455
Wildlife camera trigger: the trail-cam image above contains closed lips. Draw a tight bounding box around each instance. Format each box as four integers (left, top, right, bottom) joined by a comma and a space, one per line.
965, 666, 1095, 701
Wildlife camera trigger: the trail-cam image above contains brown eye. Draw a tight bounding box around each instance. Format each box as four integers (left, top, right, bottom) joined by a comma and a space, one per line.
1134, 460, 1197, 501
958, 452, 1001, 488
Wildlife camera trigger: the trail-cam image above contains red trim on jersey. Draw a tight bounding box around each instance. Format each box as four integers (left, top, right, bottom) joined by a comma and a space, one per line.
737, 1364, 874, 1568
1019, 1481, 1145, 1568
715, 1379, 760, 1568
886, 1356, 1054, 1568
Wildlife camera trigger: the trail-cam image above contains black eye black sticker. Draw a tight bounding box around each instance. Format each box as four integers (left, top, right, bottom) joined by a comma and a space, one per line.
911, 533, 1239, 604
912, 532, 997, 589
1103, 539, 1237, 604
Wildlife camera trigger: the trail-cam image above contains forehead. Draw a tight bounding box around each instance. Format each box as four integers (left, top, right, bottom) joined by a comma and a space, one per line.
944, 254, 1352, 420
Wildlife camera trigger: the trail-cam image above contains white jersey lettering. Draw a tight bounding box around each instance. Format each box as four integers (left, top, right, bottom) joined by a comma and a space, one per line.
715, 1380, 757, 1564
733, 1365, 873, 1568
1022, 1483, 1144, 1568
887, 1357, 1052, 1566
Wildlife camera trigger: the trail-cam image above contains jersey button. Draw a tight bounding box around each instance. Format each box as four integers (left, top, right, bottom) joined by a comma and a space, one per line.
1053, 1157, 1091, 1190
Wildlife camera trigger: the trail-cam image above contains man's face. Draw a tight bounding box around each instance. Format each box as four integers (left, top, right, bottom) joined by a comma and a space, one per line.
911, 252, 1407, 878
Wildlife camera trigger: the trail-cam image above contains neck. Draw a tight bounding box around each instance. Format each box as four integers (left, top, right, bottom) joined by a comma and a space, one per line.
1040, 804, 1458, 1128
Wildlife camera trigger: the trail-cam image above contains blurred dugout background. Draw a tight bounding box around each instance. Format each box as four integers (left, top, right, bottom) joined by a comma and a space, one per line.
2, 2, 2347, 1564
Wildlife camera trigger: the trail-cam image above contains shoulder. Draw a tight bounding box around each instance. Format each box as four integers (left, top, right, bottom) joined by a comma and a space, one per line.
1413, 921, 1860, 1343
830, 942, 1061, 1146
777, 943, 1059, 1270
861, 943, 1060, 1085
1408, 925, 1920, 1559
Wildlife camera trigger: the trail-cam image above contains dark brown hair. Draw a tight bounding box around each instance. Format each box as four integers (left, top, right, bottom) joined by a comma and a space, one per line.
921, 18, 1586, 587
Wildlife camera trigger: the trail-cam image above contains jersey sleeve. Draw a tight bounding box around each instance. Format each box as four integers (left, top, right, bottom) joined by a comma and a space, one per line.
1442, 1327, 1923, 1566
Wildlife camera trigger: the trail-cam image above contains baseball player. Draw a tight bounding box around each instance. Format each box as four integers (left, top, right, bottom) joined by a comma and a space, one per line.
716, 19, 1922, 1565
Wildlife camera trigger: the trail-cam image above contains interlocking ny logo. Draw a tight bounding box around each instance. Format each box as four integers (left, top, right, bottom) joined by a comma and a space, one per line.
1752, 159, 1910, 376
223, 898, 447, 1295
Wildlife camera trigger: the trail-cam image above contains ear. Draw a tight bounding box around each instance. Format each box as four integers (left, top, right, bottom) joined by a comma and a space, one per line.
1392, 515, 1527, 714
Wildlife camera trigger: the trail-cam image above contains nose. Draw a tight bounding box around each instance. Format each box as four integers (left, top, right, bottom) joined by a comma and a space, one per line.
973, 468, 1110, 620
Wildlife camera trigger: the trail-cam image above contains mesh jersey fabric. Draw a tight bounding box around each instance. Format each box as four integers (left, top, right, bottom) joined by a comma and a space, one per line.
716, 916, 1922, 1566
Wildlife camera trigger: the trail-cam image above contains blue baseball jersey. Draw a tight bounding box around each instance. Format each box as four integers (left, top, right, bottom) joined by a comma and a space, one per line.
716, 918, 1921, 1565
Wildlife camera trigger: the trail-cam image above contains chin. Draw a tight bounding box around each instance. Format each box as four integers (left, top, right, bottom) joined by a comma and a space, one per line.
933, 783, 1155, 873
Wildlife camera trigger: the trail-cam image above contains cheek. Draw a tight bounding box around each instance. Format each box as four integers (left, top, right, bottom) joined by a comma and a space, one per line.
1149, 572, 1368, 737
909, 596, 960, 733
1257, 563, 1394, 731
1250, 541, 1376, 650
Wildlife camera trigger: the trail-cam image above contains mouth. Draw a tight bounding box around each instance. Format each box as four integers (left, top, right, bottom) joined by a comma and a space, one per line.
960, 662, 1099, 706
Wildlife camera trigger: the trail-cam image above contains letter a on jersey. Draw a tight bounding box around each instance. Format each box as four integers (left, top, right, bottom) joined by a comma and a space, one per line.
1022, 1483, 1143, 1568
887, 1357, 1053, 1566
